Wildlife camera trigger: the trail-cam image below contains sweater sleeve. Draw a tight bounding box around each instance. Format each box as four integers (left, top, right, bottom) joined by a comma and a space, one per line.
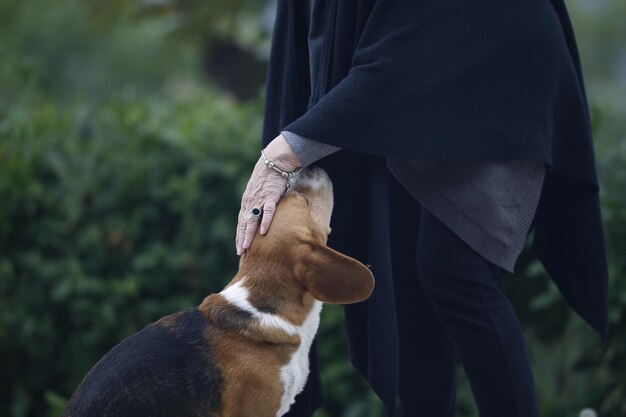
281, 130, 341, 168
281, 0, 461, 157
273, 0, 560, 162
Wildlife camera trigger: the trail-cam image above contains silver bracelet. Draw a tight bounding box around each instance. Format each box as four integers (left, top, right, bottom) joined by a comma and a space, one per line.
261, 150, 300, 189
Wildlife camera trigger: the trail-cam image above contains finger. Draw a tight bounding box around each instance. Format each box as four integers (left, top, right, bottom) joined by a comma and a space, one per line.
242, 214, 260, 251
236, 218, 246, 255
236, 218, 247, 255
236, 201, 251, 254
260, 199, 277, 235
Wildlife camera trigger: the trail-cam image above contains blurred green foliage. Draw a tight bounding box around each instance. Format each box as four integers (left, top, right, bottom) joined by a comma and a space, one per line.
0, 93, 263, 416
0, 0, 624, 417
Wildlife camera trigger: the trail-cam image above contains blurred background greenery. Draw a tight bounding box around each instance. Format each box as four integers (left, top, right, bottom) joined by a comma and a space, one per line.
0, 0, 624, 416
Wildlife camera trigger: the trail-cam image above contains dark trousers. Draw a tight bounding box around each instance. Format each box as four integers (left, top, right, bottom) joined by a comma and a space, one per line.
389, 176, 539, 417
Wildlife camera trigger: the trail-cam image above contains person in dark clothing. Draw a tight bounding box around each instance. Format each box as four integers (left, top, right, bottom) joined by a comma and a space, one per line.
236, 0, 609, 416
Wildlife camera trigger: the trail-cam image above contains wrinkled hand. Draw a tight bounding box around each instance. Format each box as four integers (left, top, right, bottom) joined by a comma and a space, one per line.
236, 135, 301, 256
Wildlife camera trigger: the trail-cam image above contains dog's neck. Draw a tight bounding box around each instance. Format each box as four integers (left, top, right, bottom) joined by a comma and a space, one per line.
200, 274, 320, 346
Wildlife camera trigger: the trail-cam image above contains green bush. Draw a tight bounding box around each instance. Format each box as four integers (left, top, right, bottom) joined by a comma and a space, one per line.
499, 103, 626, 417
575, 105, 626, 416
0, 93, 261, 417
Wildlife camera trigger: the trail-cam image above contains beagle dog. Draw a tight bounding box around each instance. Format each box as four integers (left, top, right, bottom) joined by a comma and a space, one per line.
62, 167, 375, 417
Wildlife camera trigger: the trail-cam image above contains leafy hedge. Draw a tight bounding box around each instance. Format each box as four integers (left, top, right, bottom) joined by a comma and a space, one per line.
0, 93, 261, 416
576, 106, 626, 416
503, 104, 626, 417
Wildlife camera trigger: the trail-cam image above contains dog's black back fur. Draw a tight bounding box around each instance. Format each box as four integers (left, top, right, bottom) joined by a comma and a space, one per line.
62, 308, 221, 417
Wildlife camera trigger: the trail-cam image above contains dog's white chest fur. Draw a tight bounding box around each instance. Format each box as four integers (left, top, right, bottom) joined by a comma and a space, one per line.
277, 300, 322, 417
219, 279, 323, 417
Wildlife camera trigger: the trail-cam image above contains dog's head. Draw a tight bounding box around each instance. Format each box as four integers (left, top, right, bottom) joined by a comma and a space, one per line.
241, 167, 374, 304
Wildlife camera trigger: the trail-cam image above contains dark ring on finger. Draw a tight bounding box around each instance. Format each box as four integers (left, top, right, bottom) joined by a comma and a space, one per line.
248, 207, 262, 221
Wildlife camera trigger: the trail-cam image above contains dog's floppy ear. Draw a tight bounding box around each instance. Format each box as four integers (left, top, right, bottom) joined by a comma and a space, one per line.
297, 242, 374, 304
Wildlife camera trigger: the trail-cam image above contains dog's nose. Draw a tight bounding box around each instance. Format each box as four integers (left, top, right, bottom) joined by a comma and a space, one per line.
284, 167, 334, 236
290, 167, 332, 193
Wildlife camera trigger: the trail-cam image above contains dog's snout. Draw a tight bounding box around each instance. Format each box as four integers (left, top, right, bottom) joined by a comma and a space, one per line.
290, 167, 332, 195
284, 167, 334, 233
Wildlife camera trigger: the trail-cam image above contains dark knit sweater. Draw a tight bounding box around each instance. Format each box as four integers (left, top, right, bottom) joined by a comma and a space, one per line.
281, 130, 545, 272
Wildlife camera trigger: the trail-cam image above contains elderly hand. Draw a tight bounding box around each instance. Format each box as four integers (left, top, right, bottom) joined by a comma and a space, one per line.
236, 134, 301, 256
